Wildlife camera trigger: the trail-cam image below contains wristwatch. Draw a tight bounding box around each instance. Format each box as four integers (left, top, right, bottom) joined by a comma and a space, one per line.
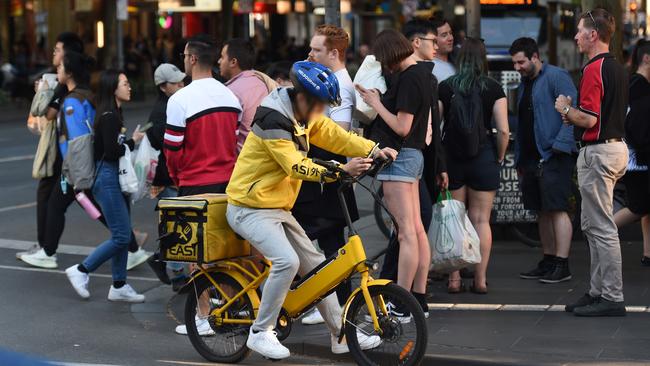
562, 105, 571, 115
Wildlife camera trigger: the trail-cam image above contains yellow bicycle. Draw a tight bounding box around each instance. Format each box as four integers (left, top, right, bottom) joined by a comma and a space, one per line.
161, 159, 428, 365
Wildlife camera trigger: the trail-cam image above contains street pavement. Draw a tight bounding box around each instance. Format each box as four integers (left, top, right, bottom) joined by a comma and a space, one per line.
0, 100, 649, 366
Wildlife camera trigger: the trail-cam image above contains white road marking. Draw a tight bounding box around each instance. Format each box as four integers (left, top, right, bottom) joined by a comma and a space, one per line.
0, 238, 96, 256
0, 264, 158, 282
427, 303, 650, 313
0, 154, 34, 163
0, 201, 37, 213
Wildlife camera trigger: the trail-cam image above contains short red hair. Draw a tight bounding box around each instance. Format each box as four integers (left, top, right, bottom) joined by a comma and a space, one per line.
315, 24, 349, 62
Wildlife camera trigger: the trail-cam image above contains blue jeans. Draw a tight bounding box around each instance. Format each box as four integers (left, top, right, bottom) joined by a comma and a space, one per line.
82, 162, 132, 282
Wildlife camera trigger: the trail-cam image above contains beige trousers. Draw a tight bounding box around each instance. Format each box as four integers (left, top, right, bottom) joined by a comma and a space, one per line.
577, 141, 628, 302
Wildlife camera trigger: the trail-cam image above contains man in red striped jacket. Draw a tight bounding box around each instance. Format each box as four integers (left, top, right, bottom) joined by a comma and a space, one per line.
164, 35, 242, 196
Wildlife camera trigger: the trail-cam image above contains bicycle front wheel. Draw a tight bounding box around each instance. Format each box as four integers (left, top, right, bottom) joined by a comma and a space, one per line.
344, 283, 428, 366
185, 272, 253, 363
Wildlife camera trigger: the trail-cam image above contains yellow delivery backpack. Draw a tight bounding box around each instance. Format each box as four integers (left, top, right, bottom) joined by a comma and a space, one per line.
157, 194, 250, 264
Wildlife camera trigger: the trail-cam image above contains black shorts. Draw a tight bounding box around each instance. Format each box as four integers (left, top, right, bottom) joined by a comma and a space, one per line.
448, 143, 500, 192
623, 171, 650, 215
520, 153, 576, 212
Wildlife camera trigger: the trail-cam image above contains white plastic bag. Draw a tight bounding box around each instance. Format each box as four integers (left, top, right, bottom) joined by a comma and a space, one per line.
353, 55, 387, 124
119, 144, 139, 195
131, 135, 160, 202
429, 191, 482, 273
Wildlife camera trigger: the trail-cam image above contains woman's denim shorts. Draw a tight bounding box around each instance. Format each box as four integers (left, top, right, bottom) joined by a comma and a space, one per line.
376, 148, 424, 183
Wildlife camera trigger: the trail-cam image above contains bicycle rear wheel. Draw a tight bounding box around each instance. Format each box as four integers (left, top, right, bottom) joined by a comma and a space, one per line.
185, 272, 253, 363
344, 284, 427, 366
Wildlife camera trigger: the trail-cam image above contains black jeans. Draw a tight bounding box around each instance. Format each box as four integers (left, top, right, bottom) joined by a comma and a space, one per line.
317, 226, 351, 306
41, 175, 139, 256
379, 182, 433, 281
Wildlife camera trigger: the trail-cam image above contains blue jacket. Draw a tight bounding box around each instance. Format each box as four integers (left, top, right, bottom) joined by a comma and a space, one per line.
57, 89, 95, 158
515, 63, 577, 166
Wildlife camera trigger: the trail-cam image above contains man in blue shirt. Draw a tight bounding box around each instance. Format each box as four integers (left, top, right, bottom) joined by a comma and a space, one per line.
510, 38, 578, 284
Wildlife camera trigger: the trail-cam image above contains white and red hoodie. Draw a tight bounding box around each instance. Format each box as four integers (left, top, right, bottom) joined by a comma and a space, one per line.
164, 77, 242, 187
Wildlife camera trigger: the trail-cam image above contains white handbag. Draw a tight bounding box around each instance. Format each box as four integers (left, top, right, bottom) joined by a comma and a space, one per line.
119, 144, 139, 195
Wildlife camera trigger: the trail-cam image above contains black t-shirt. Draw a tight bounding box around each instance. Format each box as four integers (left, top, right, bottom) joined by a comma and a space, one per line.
625, 73, 650, 152
439, 77, 505, 132
376, 62, 433, 149
519, 79, 540, 163
94, 111, 135, 162
575, 53, 627, 142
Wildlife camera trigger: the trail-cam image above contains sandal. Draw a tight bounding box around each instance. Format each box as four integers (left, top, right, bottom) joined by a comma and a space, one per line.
447, 279, 465, 294
470, 281, 488, 295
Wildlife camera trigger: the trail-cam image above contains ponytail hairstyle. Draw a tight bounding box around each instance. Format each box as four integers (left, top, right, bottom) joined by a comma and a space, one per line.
61, 51, 95, 87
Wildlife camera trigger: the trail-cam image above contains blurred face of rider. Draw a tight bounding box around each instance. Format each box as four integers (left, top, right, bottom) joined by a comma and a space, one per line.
295, 92, 326, 123
511, 51, 537, 78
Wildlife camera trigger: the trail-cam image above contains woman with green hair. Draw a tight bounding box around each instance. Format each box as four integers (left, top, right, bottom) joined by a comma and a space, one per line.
438, 37, 510, 294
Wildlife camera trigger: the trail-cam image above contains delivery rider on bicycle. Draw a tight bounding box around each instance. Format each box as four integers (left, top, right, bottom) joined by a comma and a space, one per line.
226, 61, 397, 360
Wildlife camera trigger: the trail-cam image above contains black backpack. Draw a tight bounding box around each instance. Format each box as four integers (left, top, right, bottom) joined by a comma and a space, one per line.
444, 85, 485, 160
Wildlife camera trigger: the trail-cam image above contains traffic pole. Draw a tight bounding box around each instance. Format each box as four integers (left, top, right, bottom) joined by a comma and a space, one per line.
466, 0, 481, 39
325, 0, 341, 26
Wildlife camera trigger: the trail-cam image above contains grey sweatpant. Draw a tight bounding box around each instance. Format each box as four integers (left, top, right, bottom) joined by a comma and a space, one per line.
226, 204, 342, 335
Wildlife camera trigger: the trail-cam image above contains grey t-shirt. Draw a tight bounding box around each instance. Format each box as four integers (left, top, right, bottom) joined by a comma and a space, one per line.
433, 57, 456, 82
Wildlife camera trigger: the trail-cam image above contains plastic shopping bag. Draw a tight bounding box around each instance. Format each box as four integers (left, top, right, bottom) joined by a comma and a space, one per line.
131, 135, 160, 202
119, 144, 139, 195
429, 191, 481, 273
352, 55, 387, 125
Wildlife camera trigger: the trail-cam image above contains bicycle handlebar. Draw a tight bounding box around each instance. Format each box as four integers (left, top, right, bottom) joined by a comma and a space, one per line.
312, 157, 393, 184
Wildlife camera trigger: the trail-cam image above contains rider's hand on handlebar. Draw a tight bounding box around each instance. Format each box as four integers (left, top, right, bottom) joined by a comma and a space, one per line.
373, 147, 398, 162
342, 157, 373, 177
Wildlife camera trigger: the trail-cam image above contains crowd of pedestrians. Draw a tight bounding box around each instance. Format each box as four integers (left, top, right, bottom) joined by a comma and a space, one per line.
17, 6, 650, 362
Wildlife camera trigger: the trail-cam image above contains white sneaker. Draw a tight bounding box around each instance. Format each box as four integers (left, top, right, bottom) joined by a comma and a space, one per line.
108, 284, 145, 303
331, 331, 383, 354
301, 308, 325, 325
16, 244, 40, 260
126, 248, 152, 271
175, 316, 216, 336
65, 265, 90, 299
246, 329, 290, 360
20, 248, 58, 269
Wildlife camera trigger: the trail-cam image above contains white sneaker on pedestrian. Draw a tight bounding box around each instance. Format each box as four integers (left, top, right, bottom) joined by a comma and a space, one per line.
175, 316, 215, 336
65, 265, 90, 299
331, 331, 383, 354
20, 248, 58, 269
15, 244, 40, 260
301, 308, 325, 325
126, 248, 151, 271
108, 284, 145, 303
246, 329, 290, 360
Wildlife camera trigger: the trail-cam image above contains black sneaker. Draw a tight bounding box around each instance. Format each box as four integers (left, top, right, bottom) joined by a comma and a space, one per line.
146, 255, 171, 285
574, 298, 626, 317
172, 275, 190, 293
642, 256, 650, 267
565, 293, 600, 313
539, 259, 572, 284
412, 293, 430, 319
520, 258, 554, 279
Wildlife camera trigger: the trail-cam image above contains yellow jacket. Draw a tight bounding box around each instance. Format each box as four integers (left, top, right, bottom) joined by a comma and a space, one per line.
227, 88, 376, 210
